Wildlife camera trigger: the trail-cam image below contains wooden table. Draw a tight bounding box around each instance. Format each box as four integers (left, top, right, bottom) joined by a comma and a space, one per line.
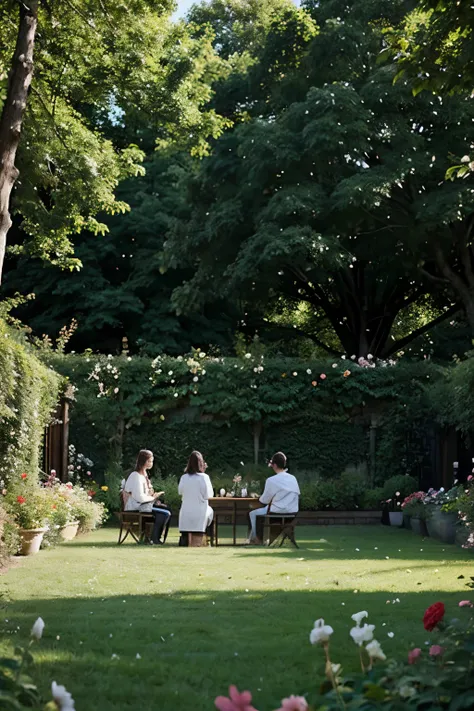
209, 497, 263, 546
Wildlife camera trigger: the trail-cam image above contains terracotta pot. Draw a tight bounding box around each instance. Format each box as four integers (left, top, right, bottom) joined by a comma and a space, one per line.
59, 521, 79, 541
19, 527, 48, 555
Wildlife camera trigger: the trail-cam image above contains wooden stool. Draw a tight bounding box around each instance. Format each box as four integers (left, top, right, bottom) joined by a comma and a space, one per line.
188, 533, 204, 547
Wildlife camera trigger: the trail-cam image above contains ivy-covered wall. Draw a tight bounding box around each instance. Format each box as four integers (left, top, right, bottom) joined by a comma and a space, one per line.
45, 351, 439, 484
0, 320, 62, 483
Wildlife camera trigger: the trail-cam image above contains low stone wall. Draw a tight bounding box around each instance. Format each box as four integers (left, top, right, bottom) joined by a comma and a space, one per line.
297, 511, 381, 525
169, 510, 382, 526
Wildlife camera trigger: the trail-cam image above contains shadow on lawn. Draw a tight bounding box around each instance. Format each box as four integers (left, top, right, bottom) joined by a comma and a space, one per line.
3, 588, 472, 711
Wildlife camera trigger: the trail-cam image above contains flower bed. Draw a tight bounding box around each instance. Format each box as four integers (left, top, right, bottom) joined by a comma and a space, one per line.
215, 600, 474, 710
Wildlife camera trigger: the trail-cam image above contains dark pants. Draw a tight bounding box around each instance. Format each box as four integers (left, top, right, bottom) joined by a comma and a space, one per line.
152, 506, 172, 544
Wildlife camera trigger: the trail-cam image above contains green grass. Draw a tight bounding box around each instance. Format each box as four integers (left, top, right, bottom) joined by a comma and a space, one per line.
1, 526, 473, 710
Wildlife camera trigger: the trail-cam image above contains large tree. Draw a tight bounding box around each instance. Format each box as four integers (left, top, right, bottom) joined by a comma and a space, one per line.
163, 0, 473, 358
4, 150, 245, 354
0, 0, 228, 283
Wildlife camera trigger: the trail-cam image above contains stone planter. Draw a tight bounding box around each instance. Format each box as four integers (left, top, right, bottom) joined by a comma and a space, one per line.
426, 508, 457, 544
410, 517, 428, 537
403, 514, 411, 529
389, 511, 403, 527
19, 527, 48, 555
59, 521, 79, 541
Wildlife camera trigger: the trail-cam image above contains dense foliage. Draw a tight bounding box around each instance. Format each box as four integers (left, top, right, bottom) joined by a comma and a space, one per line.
0, 318, 61, 484
41, 350, 440, 486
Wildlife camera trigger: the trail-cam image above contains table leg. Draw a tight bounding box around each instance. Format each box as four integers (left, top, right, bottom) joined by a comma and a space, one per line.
233, 502, 237, 545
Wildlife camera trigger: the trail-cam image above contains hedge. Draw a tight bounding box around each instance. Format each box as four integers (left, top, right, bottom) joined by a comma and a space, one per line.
43, 351, 439, 484
0, 319, 62, 484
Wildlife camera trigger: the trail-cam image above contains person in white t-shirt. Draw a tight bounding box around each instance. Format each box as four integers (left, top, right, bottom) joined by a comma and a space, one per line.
248, 451, 300, 544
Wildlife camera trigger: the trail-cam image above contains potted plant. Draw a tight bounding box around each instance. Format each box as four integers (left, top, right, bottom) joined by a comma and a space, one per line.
424, 487, 460, 543
382, 475, 417, 527
4, 480, 51, 555
457, 476, 474, 550
401, 492, 429, 536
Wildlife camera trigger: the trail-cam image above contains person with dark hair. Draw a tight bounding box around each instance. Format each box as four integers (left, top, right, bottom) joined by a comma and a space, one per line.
123, 450, 172, 544
247, 451, 300, 544
178, 451, 214, 546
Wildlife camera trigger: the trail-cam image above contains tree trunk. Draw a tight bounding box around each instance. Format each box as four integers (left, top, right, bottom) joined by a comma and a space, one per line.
253, 420, 262, 465
0, 1, 38, 284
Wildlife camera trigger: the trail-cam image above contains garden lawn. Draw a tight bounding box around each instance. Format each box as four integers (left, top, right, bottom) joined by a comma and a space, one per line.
1, 525, 473, 711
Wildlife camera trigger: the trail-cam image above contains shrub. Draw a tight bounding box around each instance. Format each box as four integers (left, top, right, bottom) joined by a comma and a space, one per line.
0, 319, 61, 484
382, 475, 418, 502
360, 487, 384, 510
0, 502, 19, 562
70, 486, 106, 533
4, 479, 51, 530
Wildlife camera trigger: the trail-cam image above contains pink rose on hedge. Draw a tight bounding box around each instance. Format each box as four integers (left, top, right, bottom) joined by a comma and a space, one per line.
429, 645, 444, 657
408, 648, 422, 664
459, 600, 473, 608
320, 374, 327, 380
215, 686, 258, 711
274, 696, 308, 711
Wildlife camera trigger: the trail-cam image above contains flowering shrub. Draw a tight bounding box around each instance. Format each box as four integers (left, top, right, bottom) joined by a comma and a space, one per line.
457, 476, 474, 548
4, 476, 51, 530
0, 319, 61, 485
215, 601, 474, 710
401, 491, 427, 518
0, 615, 76, 710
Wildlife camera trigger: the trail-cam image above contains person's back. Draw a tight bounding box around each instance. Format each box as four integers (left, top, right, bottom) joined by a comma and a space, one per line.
263, 470, 300, 513
248, 451, 299, 543
178, 451, 214, 539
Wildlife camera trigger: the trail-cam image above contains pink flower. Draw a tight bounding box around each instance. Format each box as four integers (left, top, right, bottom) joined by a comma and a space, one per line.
459, 600, 473, 607
215, 686, 259, 711
274, 696, 308, 711
429, 645, 444, 657
468, 475, 473, 482
320, 374, 327, 380
408, 648, 422, 664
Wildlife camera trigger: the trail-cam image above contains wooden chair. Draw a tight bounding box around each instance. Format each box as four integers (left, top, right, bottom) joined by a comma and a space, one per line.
260, 500, 299, 548
115, 490, 153, 544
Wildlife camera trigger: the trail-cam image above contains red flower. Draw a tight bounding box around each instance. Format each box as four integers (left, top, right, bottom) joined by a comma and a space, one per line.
20, 473, 27, 480
87, 490, 96, 498
17, 495, 26, 504
423, 602, 445, 631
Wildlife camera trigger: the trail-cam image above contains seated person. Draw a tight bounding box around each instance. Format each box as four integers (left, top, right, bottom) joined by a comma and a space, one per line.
123, 449, 171, 545
248, 451, 300, 544
178, 451, 214, 546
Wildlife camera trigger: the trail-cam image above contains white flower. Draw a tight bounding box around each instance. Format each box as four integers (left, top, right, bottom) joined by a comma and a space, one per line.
310, 618, 334, 645
244, 353, 252, 359
193, 376, 199, 382
331, 663, 341, 675
292, 372, 298, 376
366, 639, 386, 661
306, 369, 312, 374
399, 685, 416, 699
351, 610, 368, 626
350, 623, 375, 646
31, 617, 45, 640
351, 355, 356, 360
199, 352, 206, 358
367, 354, 373, 360
51, 681, 75, 710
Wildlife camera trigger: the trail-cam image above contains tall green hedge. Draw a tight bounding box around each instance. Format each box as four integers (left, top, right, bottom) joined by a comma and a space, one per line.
0, 320, 62, 483
44, 351, 438, 483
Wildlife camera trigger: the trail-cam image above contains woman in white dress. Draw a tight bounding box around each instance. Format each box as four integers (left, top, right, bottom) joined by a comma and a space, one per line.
178, 451, 214, 546
123, 450, 171, 544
